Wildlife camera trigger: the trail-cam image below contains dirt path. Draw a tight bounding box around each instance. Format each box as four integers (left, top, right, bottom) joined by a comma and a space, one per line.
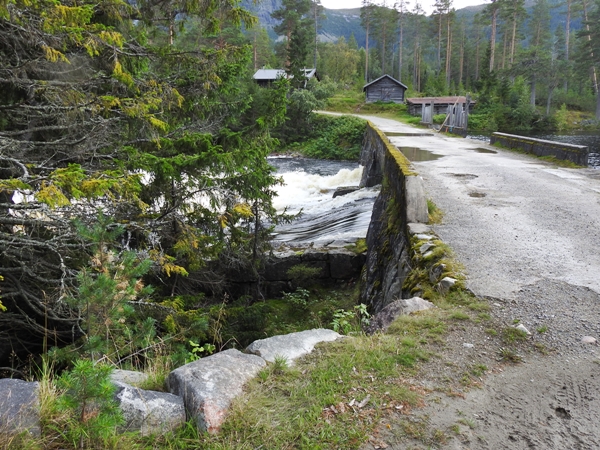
349, 115, 600, 449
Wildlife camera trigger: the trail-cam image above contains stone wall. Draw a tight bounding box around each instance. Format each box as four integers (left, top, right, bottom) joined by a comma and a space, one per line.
490, 132, 589, 166
228, 248, 366, 299
359, 123, 428, 315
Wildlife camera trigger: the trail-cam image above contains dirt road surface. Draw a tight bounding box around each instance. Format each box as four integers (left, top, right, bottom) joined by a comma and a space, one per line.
352, 114, 600, 449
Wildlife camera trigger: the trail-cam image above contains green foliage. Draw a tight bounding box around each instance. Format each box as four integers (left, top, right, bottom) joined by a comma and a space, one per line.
331, 304, 370, 334
432, 114, 447, 125
185, 340, 216, 364
57, 217, 155, 364
287, 264, 322, 288
292, 114, 367, 160
554, 103, 570, 131
282, 287, 312, 310
55, 360, 123, 449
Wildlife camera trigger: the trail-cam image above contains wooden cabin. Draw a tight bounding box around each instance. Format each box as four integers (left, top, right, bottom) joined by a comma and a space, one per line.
406, 96, 476, 116
363, 75, 408, 103
253, 68, 318, 88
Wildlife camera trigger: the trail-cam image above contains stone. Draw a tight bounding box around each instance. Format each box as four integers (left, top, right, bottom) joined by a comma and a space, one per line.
463, 343, 474, 348
420, 243, 435, 254
333, 186, 360, 198
114, 382, 185, 436
415, 234, 433, 241
246, 329, 341, 365
429, 263, 446, 284
168, 349, 266, 434
437, 277, 457, 294
0, 379, 40, 437
111, 369, 149, 387
367, 297, 435, 334
328, 249, 364, 279
581, 336, 597, 344
405, 176, 428, 223
408, 223, 431, 235
515, 324, 531, 335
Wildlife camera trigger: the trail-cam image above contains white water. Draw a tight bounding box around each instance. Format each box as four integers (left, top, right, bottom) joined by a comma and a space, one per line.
269, 158, 379, 245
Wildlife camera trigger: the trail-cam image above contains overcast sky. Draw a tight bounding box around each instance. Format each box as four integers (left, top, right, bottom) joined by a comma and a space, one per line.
320, 0, 486, 15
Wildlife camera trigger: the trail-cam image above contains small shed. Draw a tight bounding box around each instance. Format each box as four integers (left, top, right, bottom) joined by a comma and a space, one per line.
253, 68, 319, 88
406, 96, 476, 116
363, 75, 408, 103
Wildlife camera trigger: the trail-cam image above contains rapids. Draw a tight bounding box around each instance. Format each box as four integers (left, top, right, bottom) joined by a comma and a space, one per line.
268, 157, 379, 245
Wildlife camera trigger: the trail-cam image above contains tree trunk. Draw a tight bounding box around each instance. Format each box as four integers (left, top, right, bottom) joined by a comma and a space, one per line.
530, 76, 536, 106
564, 0, 571, 91
596, 91, 600, 120
490, 3, 498, 72
510, 11, 517, 66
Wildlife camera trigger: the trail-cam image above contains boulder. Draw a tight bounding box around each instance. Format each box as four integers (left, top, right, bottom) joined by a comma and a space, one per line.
111, 369, 149, 387
168, 349, 266, 434
333, 186, 360, 198
114, 382, 185, 436
246, 329, 341, 365
0, 379, 40, 437
367, 297, 435, 334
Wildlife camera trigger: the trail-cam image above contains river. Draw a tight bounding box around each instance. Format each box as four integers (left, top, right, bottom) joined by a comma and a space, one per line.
468, 131, 600, 168
268, 157, 379, 246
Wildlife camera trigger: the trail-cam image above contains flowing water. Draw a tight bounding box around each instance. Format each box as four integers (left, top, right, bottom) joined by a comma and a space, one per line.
268, 157, 379, 246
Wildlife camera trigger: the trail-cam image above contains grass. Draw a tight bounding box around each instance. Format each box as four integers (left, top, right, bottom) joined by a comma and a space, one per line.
198, 335, 426, 449
427, 199, 444, 224
502, 327, 529, 343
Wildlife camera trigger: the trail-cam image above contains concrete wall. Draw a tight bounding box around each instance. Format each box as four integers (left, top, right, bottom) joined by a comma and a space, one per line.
359, 123, 428, 314
490, 132, 589, 166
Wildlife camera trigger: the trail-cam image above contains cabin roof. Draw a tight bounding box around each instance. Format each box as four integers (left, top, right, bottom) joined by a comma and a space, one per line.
405, 96, 476, 105
362, 74, 408, 91
253, 68, 318, 81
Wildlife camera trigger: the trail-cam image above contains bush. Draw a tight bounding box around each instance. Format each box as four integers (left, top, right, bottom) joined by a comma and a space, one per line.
432, 114, 446, 125
301, 115, 367, 160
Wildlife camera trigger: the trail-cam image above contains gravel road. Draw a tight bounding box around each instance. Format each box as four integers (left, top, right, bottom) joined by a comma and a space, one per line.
353, 114, 600, 449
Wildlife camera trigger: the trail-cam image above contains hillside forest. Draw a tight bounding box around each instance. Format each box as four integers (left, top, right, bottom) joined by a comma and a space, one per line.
1, 0, 600, 407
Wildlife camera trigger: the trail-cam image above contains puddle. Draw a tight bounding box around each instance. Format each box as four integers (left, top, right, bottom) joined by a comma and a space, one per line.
399, 147, 443, 161
449, 173, 478, 180
469, 192, 486, 198
470, 147, 497, 154
385, 132, 435, 137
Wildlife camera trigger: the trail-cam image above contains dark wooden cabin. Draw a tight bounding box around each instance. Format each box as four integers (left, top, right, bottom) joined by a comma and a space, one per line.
363, 75, 408, 103
406, 96, 476, 116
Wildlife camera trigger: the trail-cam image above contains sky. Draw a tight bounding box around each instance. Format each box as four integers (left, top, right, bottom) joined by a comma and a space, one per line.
320, 0, 487, 15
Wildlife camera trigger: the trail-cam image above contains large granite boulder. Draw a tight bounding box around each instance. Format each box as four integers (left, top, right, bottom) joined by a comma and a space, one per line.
0, 379, 40, 437
246, 329, 341, 365
114, 382, 185, 436
168, 349, 266, 433
367, 297, 435, 334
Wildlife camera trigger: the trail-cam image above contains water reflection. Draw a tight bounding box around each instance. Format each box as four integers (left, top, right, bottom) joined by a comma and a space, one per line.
399, 147, 443, 161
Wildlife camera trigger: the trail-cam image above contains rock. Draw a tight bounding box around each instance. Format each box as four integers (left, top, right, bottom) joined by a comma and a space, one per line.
420, 243, 435, 254
408, 223, 431, 235
111, 369, 149, 387
0, 379, 40, 437
328, 248, 365, 279
333, 186, 360, 198
367, 297, 435, 334
415, 233, 433, 241
429, 263, 446, 284
246, 329, 341, 365
463, 343, 474, 348
114, 382, 185, 436
581, 336, 597, 344
515, 324, 531, 335
168, 349, 266, 434
437, 277, 457, 294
